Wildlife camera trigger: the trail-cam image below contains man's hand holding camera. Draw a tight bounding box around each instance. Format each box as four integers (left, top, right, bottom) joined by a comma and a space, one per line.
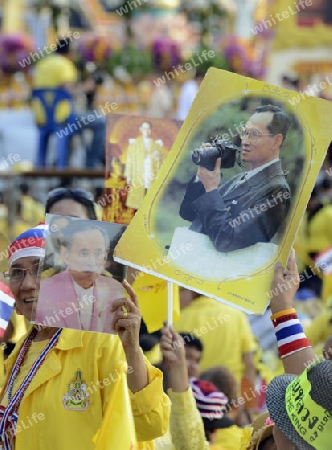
197, 157, 221, 192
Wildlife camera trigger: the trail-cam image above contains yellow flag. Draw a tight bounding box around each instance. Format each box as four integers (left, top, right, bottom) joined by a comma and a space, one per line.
93, 365, 137, 450
132, 273, 180, 333
322, 275, 332, 303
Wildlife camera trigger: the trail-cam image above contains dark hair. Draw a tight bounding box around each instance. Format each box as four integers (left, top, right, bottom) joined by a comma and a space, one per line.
321, 178, 332, 190
200, 366, 237, 410
139, 334, 159, 352
56, 38, 71, 55
45, 188, 97, 220
179, 333, 204, 352
253, 104, 290, 144
62, 220, 109, 250
19, 183, 29, 195
4, 342, 16, 358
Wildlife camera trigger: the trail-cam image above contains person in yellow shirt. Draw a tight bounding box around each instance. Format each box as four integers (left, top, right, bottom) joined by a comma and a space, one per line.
19, 183, 45, 227
0, 225, 170, 448
33, 40, 77, 90
174, 290, 257, 385
43, 186, 168, 449
294, 188, 332, 297
32, 38, 106, 168
32, 38, 77, 127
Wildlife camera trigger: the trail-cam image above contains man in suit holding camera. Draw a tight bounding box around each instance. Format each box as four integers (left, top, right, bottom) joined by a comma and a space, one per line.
179, 104, 291, 253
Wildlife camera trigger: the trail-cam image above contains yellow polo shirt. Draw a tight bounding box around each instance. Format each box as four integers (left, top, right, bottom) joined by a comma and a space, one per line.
2, 328, 170, 449
33, 54, 77, 88
174, 296, 257, 382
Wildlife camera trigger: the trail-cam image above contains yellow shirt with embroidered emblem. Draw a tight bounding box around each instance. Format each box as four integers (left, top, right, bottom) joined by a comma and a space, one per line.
0, 328, 171, 450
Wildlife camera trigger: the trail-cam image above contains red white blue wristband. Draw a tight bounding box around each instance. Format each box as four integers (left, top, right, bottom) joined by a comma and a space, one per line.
274, 318, 311, 359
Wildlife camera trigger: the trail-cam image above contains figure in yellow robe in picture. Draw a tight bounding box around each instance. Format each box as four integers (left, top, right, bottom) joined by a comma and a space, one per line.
124, 121, 166, 210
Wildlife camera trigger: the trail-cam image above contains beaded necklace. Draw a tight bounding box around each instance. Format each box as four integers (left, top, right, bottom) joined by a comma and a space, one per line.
0, 326, 62, 450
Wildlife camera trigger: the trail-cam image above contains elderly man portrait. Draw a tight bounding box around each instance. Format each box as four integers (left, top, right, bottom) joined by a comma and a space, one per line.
36, 220, 123, 333
124, 120, 166, 209
179, 104, 291, 253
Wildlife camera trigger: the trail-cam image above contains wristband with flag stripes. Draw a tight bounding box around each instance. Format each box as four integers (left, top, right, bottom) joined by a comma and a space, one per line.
274, 318, 311, 359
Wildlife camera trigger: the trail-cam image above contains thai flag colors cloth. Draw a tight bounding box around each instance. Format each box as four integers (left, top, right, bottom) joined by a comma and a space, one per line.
273, 318, 311, 359
8, 224, 48, 267
0, 282, 15, 338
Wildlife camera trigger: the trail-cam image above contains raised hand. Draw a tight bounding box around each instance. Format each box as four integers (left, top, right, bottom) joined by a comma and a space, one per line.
269, 248, 300, 315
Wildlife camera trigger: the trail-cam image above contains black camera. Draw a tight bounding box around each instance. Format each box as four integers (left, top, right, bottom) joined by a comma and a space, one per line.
191, 137, 241, 171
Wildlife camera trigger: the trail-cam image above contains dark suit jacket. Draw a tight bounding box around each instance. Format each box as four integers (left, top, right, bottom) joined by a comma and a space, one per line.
179, 160, 290, 252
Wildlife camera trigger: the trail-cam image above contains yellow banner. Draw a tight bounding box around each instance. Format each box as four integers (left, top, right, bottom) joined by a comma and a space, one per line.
286, 368, 332, 449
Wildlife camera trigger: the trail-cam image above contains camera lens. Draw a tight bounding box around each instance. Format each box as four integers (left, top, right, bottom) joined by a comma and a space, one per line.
191, 149, 202, 164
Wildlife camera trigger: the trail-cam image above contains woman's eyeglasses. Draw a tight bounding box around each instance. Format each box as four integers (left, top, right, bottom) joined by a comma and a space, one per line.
47, 188, 94, 203
4, 263, 40, 282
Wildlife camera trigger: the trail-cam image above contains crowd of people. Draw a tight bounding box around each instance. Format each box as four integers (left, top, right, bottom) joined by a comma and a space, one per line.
0, 36, 200, 171
1, 25, 332, 450
0, 184, 331, 449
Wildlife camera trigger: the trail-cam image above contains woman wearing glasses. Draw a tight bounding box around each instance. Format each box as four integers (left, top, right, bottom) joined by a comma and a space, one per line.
0, 224, 170, 449
179, 104, 291, 253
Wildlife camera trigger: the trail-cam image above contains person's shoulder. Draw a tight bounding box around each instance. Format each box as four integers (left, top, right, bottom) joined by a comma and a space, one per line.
52, 54, 75, 66
321, 204, 332, 215
36, 54, 66, 67
261, 162, 290, 186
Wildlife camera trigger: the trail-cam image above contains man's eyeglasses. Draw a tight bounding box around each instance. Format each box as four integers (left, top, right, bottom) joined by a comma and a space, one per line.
239, 129, 274, 142
47, 188, 94, 203
4, 263, 40, 282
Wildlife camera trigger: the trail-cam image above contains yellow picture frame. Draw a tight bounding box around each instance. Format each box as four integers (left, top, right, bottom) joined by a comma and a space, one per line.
114, 68, 332, 314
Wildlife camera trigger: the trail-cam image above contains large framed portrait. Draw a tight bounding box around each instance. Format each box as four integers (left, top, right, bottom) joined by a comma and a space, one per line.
102, 114, 182, 225
114, 68, 332, 314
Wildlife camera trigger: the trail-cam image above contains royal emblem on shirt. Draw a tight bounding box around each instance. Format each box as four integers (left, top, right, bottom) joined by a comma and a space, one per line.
62, 369, 90, 411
